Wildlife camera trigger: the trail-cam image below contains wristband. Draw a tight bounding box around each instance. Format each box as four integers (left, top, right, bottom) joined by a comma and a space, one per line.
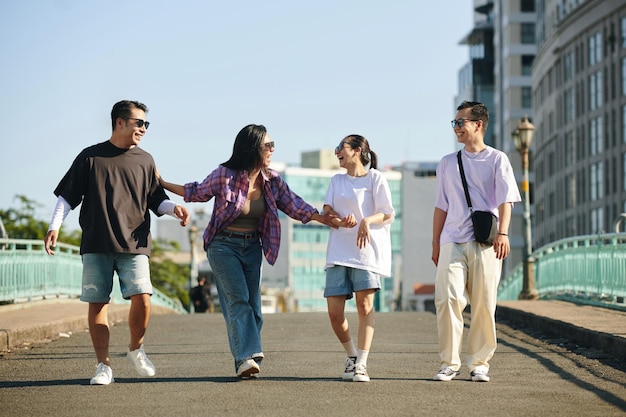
497, 233, 508, 236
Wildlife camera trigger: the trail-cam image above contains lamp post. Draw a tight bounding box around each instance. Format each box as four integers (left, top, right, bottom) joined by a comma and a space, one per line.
513, 116, 539, 300
188, 222, 199, 312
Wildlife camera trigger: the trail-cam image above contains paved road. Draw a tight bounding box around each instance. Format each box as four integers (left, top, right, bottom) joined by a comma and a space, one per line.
1, 305, 626, 417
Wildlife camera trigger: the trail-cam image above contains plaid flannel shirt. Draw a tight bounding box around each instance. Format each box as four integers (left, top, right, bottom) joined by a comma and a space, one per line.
184, 165, 318, 265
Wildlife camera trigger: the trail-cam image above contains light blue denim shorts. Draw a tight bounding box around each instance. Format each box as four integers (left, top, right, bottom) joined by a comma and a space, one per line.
81, 253, 153, 302
324, 265, 381, 299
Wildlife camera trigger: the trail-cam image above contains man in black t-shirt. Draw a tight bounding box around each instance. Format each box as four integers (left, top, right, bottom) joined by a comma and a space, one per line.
44, 100, 190, 385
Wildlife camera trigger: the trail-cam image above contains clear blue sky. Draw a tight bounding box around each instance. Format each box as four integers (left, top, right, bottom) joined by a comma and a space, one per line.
0, 0, 473, 231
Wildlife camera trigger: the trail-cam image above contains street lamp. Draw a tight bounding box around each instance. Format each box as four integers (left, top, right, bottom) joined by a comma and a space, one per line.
513, 116, 539, 300
188, 222, 199, 312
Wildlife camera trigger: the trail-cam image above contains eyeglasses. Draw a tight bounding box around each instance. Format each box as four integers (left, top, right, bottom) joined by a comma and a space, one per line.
262, 141, 275, 151
450, 118, 479, 128
335, 141, 350, 153
126, 118, 150, 129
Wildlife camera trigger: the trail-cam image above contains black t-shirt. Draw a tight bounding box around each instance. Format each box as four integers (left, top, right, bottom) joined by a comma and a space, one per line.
54, 140, 169, 256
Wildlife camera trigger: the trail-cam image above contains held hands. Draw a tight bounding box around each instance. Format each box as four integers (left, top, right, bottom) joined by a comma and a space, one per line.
320, 209, 340, 229
44, 230, 58, 255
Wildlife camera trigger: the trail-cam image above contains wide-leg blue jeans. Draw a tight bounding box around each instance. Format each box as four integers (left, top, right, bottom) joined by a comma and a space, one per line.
207, 234, 264, 371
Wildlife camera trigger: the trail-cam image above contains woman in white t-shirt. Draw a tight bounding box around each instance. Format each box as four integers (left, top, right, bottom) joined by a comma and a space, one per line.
322, 134, 395, 382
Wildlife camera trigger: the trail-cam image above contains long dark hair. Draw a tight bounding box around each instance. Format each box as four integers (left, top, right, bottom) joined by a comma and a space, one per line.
222, 124, 268, 173
342, 134, 378, 169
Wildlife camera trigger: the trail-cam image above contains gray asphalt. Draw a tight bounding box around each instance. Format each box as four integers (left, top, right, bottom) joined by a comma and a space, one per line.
1, 300, 626, 417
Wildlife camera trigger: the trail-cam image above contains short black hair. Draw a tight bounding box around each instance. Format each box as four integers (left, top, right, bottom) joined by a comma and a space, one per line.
457, 100, 489, 131
110, 100, 148, 131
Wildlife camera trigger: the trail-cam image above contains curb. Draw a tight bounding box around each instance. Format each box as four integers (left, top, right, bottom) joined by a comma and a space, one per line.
496, 305, 626, 362
0, 305, 178, 352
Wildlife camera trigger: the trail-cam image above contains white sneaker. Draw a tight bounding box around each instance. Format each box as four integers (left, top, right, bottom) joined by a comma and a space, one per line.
127, 345, 156, 377
433, 367, 460, 381
470, 369, 490, 382
352, 363, 370, 382
237, 359, 260, 379
342, 356, 356, 381
90, 362, 114, 385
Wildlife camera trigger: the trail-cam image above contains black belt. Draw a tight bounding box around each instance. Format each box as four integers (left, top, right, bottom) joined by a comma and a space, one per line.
218, 230, 259, 239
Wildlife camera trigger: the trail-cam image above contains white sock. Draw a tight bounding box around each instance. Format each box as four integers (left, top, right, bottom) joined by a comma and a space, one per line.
356, 349, 369, 366
342, 340, 357, 358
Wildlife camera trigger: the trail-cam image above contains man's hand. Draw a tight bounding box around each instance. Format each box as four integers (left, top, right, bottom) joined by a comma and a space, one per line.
175, 205, 191, 226
44, 230, 58, 255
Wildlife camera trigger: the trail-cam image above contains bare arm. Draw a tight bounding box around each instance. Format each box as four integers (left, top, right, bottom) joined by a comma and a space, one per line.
156, 167, 186, 197
432, 207, 447, 266
494, 202, 513, 260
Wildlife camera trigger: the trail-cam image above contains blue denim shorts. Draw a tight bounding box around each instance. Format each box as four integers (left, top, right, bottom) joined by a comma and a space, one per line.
81, 253, 153, 302
324, 265, 381, 299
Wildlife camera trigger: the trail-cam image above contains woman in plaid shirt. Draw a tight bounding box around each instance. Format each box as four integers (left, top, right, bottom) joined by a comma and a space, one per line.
159, 124, 335, 378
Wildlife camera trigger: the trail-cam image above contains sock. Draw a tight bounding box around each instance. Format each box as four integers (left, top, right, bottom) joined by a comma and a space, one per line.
356, 349, 369, 366
342, 340, 358, 358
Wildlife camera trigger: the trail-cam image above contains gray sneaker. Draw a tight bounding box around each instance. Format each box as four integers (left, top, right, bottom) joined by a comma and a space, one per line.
433, 367, 460, 381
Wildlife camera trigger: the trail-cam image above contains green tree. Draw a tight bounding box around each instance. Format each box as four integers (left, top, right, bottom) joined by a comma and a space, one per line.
150, 239, 191, 310
0, 195, 82, 245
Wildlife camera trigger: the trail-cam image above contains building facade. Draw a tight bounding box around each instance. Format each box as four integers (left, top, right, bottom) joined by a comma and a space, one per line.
532, 0, 626, 247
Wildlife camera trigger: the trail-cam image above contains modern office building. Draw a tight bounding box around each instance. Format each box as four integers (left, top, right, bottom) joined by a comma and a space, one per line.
532, 0, 626, 246
457, 0, 496, 148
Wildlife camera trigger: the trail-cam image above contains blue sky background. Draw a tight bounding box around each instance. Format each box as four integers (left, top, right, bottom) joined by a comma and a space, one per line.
1, 0, 473, 232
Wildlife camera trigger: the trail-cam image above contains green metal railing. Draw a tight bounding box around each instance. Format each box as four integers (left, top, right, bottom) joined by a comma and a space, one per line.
0, 238, 187, 314
498, 232, 626, 311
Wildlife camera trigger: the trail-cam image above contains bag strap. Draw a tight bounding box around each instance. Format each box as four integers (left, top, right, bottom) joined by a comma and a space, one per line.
457, 150, 474, 212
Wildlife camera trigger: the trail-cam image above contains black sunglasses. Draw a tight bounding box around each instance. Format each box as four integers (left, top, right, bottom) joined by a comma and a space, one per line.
262, 141, 275, 151
450, 118, 478, 128
335, 141, 350, 153
126, 118, 150, 129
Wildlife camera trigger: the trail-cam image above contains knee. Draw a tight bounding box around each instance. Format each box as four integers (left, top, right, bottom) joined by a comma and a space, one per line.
327, 310, 345, 326
130, 293, 151, 307
356, 300, 374, 318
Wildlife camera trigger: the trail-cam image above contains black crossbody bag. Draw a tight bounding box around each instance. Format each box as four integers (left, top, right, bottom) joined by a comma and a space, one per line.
457, 151, 497, 245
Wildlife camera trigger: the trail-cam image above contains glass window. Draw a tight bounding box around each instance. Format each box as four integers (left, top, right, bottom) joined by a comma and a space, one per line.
564, 87, 574, 123
623, 105, 626, 144
522, 87, 532, 108
590, 116, 603, 155
564, 51, 574, 81
622, 58, 626, 96
589, 32, 602, 65
589, 71, 602, 110
521, 23, 536, 44
521, 0, 535, 12
590, 161, 604, 201
591, 207, 604, 234
522, 55, 534, 76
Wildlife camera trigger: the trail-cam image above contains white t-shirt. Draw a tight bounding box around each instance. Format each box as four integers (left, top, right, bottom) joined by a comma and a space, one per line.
324, 169, 395, 276
435, 147, 521, 245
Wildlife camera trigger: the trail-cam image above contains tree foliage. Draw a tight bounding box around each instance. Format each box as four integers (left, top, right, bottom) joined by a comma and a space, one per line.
150, 239, 191, 310
0, 195, 81, 245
